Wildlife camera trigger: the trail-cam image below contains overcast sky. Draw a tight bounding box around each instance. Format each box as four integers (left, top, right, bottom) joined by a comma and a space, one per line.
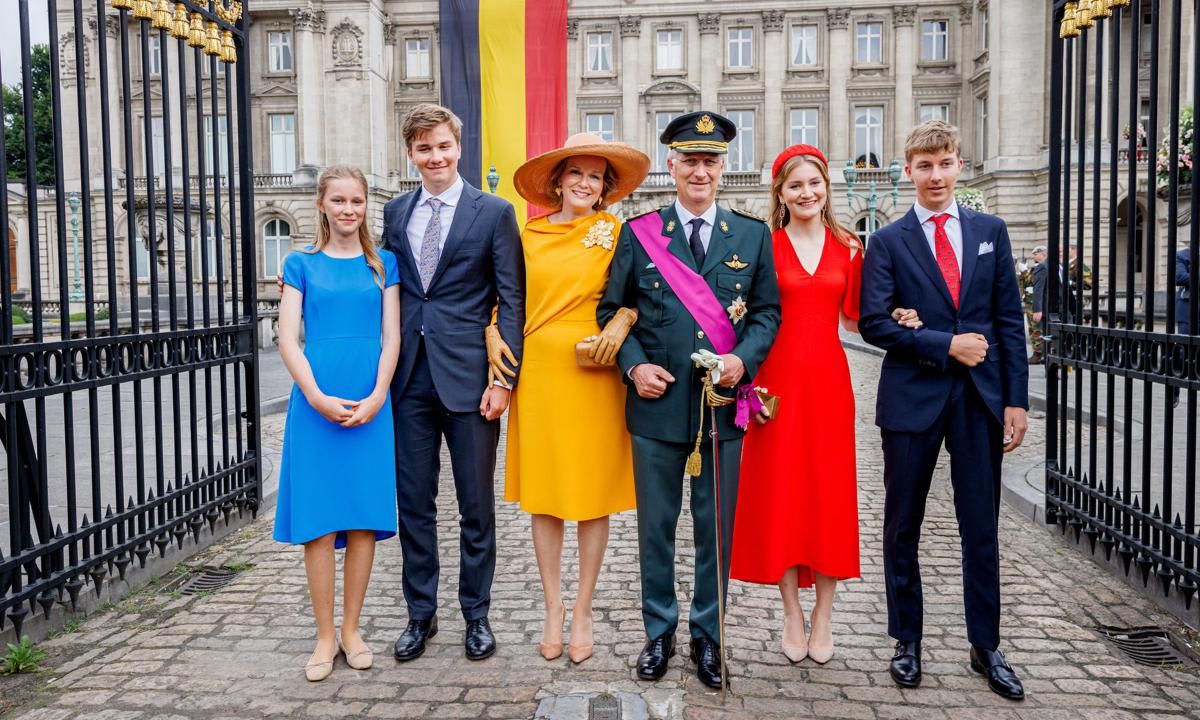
1, 4, 50, 86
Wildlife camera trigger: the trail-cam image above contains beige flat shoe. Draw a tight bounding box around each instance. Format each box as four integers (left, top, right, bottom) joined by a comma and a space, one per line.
338, 636, 374, 671
304, 648, 339, 682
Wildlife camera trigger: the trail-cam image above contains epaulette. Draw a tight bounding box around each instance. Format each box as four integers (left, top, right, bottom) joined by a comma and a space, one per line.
732, 207, 767, 224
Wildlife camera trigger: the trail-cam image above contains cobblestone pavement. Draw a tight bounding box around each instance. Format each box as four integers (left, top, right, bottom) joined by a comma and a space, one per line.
4, 351, 1199, 720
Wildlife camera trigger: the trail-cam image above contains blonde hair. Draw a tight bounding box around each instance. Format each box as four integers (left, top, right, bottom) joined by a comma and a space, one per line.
904, 120, 961, 163
402, 103, 464, 150
309, 165, 385, 288
769, 154, 859, 250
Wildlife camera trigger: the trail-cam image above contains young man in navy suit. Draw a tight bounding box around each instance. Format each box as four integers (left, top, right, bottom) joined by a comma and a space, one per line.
859, 121, 1029, 701
384, 104, 525, 663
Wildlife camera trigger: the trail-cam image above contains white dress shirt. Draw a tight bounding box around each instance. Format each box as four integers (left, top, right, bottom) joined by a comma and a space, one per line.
673, 199, 717, 253
913, 200, 963, 273
406, 175, 465, 266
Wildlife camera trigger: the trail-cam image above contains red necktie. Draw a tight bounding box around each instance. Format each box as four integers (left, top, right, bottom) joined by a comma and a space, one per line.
931, 213, 960, 307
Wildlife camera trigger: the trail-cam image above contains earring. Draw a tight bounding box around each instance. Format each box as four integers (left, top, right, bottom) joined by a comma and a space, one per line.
554, 187, 562, 196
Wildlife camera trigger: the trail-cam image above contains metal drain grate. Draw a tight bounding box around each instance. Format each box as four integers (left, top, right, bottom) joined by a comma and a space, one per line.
163, 566, 244, 596
1098, 626, 1190, 668
588, 694, 621, 720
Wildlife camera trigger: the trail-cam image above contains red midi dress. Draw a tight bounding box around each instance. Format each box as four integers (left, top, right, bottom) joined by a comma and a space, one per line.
730, 227, 862, 586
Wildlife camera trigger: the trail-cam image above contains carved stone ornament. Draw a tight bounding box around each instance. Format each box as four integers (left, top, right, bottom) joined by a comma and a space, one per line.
331, 18, 364, 67
827, 9, 850, 30
959, 1, 974, 23
105, 15, 120, 37
762, 9, 785, 32
383, 22, 397, 44
567, 17, 579, 40
290, 5, 327, 33
894, 7, 917, 26
59, 34, 89, 77
698, 13, 721, 35
619, 15, 642, 38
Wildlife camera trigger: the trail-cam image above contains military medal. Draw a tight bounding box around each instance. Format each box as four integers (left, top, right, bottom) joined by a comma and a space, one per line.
719, 220, 729, 233
723, 254, 749, 270
665, 220, 676, 233
727, 296, 747, 324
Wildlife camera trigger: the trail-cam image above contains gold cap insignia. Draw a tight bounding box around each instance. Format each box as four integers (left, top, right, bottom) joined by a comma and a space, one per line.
665, 220, 676, 233
695, 115, 716, 134
724, 254, 749, 270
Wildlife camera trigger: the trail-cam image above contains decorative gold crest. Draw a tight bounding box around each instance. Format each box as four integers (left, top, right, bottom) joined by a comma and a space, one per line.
719, 220, 729, 233
695, 114, 716, 134
581, 219, 616, 251
724, 254, 749, 270
665, 220, 676, 233
727, 296, 748, 325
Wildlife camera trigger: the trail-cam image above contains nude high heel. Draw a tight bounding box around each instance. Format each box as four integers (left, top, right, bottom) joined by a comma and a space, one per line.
539, 604, 566, 660
567, 609, 594, 664
782, 616, 808, 663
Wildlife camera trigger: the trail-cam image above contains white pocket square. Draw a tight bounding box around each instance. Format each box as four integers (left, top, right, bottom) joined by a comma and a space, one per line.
978, 242, 994, 255
645, 262, 657, 269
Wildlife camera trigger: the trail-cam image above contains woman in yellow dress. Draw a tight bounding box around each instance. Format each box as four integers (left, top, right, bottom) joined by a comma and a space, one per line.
486, 134, 649, 664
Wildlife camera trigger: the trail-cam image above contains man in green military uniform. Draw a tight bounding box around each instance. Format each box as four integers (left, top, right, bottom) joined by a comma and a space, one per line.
598, 111, 781, 689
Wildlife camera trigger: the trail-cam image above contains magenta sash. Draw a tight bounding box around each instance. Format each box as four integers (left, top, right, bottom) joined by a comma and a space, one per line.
628, 212, 762, 429
628, 212, 737, 353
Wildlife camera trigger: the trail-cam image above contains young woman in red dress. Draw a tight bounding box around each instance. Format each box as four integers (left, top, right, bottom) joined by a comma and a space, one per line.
730, 145, 920, 664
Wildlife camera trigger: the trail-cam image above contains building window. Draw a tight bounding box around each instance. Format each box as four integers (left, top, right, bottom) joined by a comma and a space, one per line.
854, 106, 884, 168
199, 219, 220, 279
980, 7, 989, 52
269, 113, 296, 174
585, 113, 615, 142
135, 232, 151, 279
727, 27, 753, 69
147, 33, 161, 76
405, 38, 431, 79
205, 116, 229, 175
789, 108, 818, 146
855, 22, 882, 64
791, 24, 818, 66
921, 20, 949, 61
656, 29, 683, 71
976, 95, 988, 161
727, 110, 755, 172
263, 218, 291, 279
150, 116, 166, 178
406, 156, 419, 179
655, 111, 680, 172
919, 104, 950, 123
855, 217, 872, 247
268, 31, 292, 73
586, 32, 613, 74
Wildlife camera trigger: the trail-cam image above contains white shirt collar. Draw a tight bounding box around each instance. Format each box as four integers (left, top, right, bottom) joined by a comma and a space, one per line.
419, 175, 465, 208
673, 199, 718, 229
913, 199, 960, 225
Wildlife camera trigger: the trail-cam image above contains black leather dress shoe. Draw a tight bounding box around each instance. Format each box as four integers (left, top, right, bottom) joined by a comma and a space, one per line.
689, 636, 723, 690
636, 633, 676, 681
465, 617, 497, 660
888, 640, 922, 688
393, 617, 437, 662
970, 646, 1025, 701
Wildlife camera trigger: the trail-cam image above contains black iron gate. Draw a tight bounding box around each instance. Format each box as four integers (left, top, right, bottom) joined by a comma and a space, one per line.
0, 0, 260, 637
1046, 0, 1198, 622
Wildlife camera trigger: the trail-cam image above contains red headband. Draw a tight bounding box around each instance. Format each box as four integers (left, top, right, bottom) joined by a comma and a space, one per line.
772, 144, 828, 180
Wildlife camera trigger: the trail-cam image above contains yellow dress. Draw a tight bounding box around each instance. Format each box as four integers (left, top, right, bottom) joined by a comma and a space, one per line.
504, 211, 636, 520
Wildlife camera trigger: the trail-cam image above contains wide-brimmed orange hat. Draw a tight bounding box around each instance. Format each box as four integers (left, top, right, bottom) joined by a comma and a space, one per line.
513, 133, 650, 210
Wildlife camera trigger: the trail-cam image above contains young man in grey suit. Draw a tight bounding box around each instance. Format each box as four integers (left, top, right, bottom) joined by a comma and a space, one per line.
384, 103, 525, 662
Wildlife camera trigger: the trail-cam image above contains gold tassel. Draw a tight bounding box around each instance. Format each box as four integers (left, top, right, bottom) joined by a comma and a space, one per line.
220, 30, 236, 64
151, 0, 171, 30
1061, 2, 1080, 39
1111, 0, 1130, 6
112, 0, 133, 10
132, 0, 153, 20
1095, 0, 1113, 19
171, 4, 189, 39
204, 21, 221, 57
1077, 0, 1095, 29
188, 12, 206, 48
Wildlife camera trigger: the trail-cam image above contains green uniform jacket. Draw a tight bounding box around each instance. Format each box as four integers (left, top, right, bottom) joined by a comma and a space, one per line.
597, 204, 782, 444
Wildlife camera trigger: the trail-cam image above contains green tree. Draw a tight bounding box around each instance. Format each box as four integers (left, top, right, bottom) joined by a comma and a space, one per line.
3, 44, 56, 186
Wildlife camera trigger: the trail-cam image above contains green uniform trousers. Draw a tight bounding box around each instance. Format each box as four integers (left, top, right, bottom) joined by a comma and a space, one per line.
631, 433, 742, 644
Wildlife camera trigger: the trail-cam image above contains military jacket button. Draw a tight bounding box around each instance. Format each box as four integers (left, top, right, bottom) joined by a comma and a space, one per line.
697, 331, 705, 339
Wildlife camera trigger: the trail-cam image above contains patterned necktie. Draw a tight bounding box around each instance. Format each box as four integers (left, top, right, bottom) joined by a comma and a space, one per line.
931, 212, 960, 307
688, 217, 706, 269
419, 197, 444, 290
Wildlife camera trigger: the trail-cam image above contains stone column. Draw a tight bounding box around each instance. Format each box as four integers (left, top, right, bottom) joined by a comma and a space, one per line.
894, 7, 917, 160
566, 17, 579, 134
992, 0, 1042, 167
827, 9, 851, 164
105, 16, 125, 177
290, 7, 326, 170
698, 13, 720, 111
762, 10, 785, 166
619, 16, 641, 144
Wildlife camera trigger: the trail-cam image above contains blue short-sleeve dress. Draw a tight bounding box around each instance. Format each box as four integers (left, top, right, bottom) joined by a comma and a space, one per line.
273, 247, 401, 548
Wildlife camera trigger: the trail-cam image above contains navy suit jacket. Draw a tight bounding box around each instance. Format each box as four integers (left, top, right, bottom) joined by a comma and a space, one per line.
859, 206, 1029, 433
382, 181, 525, 413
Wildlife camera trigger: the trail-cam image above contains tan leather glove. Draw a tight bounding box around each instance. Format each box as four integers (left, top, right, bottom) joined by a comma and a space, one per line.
588, 307, 638, 366
485, 325, 518, 384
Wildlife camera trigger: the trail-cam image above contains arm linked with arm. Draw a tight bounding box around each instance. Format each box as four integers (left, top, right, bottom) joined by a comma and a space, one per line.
857, 234, 953, 369
597, 225, 649, 376
728, 224, 781, 379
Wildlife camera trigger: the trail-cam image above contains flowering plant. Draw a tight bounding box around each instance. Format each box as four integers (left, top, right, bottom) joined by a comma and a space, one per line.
1122, 121, 1147, 144
1155, 106, 1193, 187
954, 186, 987, 213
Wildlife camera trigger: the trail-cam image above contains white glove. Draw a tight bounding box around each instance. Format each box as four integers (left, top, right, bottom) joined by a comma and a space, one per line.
690, 349, 724, 385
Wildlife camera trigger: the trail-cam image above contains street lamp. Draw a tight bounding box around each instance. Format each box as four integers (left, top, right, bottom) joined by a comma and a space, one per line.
66, 191, 84, 301
486, 164, 500, 194
844, 159, 903, 245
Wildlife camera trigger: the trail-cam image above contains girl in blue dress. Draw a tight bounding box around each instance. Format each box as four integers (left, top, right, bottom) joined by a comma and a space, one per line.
274, 164, 401, 681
